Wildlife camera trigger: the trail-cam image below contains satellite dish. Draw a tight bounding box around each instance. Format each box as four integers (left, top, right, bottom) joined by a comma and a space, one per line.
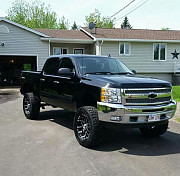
89, 22, 95, 30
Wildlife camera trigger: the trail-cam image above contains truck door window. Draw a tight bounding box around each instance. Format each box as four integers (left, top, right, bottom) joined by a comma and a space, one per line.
43, 58, 60, 75
59, 58, 74, 72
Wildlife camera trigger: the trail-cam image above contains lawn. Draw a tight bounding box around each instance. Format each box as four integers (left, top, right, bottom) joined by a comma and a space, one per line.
177, 118, 180, 122
173, 86, 180, 102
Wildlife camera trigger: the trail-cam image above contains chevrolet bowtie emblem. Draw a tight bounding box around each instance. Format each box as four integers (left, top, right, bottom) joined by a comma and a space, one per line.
148, 92, 157, 99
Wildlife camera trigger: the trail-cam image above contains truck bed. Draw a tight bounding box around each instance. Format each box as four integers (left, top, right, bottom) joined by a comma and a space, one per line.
20, 71, 41, 95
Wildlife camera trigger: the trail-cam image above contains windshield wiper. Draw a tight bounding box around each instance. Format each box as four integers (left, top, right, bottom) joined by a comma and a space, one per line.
85, 72, 116, 75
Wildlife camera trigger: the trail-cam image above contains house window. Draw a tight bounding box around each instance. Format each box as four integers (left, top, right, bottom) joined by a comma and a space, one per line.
119, 43, 130, 55
53, 47, 68, 55
153, 43, 166, 61
74, 49, 84, 54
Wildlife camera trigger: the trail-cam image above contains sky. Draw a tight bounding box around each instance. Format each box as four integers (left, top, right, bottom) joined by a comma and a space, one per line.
0, 0, 180, 30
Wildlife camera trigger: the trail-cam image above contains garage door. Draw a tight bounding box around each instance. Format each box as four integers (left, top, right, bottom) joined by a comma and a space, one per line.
0, 55, 37, 86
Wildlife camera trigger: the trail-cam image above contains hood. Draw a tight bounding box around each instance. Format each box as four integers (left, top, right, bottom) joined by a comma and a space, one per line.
85, 74, 171, 88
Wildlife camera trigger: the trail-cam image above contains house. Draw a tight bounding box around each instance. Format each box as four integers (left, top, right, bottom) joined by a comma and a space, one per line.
81, 27, 180, 84
0, 17, 94, 86
0, 17, 180, 86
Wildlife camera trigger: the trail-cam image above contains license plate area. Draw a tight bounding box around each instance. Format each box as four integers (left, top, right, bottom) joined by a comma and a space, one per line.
148, 114, 160, 122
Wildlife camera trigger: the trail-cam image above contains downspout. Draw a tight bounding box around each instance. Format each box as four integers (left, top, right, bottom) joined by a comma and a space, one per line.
48, 39, 51, 56
99, 40, 104, 56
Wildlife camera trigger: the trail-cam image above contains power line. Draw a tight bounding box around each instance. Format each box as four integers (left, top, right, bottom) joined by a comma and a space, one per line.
109, 0, 135, 19
117, 0, 145, 18
114, 0, 149, 22
114, 0, 150, 23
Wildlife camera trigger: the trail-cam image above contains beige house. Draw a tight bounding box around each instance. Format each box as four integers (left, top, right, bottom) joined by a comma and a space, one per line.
81, 27, 180, 84
0, 17, 180, 85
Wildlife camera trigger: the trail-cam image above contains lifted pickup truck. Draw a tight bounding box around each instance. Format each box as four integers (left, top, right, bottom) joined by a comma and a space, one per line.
21, 55, 177, 147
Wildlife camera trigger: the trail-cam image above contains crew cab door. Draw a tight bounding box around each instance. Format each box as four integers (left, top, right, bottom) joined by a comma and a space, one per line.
54, 57, 76, 111
39, 57, 61, 106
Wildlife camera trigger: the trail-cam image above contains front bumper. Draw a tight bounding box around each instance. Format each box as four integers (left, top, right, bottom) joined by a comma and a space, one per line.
97, 101, 177, 124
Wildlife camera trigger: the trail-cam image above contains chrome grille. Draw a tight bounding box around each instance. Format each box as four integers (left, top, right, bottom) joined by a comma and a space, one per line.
126, 97, 171, 104
125, 88, 171, 95
123, 88, 172, 105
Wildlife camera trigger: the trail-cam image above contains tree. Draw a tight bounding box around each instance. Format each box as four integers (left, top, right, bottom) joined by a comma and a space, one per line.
161, 27, 170, 31
121, 16, 132, 29
58, 16, 69, 29
71, 21, 78, 30
7, 0, 69, 29
85, 9, 115, 28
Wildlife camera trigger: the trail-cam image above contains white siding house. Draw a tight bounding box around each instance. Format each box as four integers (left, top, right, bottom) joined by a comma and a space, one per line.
0, 18, 93, 86
81, 27, 180, 84
0, 18, 50, 71
1, 17, 180, 86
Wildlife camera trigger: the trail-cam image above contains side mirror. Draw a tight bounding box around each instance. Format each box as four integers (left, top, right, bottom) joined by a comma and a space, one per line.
58, 68, 74, 77
132, 70, 136, 75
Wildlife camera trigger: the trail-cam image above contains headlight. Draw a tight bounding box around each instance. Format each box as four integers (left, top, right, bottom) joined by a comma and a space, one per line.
101, 87, 121, 103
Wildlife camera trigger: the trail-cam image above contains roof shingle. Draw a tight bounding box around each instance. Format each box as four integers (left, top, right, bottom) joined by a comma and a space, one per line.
82, 27, 180, 41
35, 28, 93, 40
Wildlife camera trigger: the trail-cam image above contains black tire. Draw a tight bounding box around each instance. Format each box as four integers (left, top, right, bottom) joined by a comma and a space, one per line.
73, 106, 103, 148
23, 93, 40, 120
139, 121, 168, 137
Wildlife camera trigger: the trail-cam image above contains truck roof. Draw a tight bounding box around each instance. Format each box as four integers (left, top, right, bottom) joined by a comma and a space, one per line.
49, 54, 113, 59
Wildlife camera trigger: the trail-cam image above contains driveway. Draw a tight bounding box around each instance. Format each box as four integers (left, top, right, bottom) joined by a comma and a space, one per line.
0, 87, 20, 104
0, 89, 180, 176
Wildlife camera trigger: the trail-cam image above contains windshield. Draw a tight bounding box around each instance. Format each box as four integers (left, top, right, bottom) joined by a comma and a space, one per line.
75, 57, 132, 76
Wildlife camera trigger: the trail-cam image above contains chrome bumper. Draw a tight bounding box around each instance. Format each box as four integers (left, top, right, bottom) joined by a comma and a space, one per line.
97, 101, 177, 124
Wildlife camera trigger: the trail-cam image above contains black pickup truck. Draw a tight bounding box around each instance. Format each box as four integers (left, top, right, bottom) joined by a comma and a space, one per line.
21, 55, 177, 147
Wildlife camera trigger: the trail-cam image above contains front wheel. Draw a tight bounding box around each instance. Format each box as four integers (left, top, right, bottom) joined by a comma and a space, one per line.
23, 93, 40, 120
73, 106, 103, 148
139, 121, 169, 137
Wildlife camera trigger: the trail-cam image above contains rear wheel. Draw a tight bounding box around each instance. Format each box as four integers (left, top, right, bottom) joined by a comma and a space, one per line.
73, 106, 103, 148
23, 93, 40, 120
139, 121, 168, 137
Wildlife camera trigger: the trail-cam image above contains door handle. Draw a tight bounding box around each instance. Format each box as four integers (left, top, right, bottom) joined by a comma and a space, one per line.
53, 81, 59, 84
40, 78, 45, 82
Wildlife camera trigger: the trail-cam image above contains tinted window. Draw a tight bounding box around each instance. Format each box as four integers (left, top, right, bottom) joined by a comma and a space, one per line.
59, 58, 74, 71
43, 58, 60, 75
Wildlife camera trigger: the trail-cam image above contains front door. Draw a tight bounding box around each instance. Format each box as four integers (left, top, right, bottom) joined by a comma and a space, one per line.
39, 57, 61, 106
53, 57, 76, 111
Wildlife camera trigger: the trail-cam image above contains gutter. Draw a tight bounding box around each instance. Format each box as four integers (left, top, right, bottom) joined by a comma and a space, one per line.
95, 38, 180, 43
41, 38, 94, 44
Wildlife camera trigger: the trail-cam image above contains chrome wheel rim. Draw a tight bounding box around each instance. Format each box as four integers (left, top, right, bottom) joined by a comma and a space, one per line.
76, 113, 91, 140
24, 97, 31, 115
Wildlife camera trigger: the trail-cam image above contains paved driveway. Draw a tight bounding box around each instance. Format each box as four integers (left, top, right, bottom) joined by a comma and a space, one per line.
0, 89, 180, 176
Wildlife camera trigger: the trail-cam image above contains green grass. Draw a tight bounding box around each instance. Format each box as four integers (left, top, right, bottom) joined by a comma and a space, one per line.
173, 86, 180, 102
176, 118, 180, 122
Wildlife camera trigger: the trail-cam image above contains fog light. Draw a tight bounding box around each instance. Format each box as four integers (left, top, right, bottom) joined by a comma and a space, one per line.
110, 116, 122, 121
